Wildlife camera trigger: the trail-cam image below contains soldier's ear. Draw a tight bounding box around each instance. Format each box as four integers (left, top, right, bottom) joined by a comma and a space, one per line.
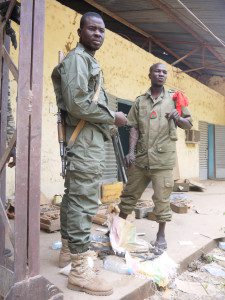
77, 28, 81, 37
148, 73, 151, 80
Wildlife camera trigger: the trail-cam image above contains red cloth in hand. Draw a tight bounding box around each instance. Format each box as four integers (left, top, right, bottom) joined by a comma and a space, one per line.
172, 91, 189, 116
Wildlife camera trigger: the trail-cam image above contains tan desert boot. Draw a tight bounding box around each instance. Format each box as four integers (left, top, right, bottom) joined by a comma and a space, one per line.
59, 238, 71, 268
68, 250, 113, 296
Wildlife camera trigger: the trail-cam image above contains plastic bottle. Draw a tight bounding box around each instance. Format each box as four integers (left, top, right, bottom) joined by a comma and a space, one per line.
103, 255, 133, 275
51, 241, 62, 250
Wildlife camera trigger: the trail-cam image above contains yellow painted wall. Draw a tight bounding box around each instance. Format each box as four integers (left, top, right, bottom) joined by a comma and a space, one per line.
7, 0, 225, 197
207, 76, 225, 97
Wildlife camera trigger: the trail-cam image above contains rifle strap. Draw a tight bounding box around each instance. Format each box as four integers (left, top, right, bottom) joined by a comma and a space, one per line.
67, 72, 102, 148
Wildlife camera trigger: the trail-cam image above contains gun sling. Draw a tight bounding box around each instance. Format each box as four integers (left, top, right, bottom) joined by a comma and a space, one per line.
67, 72, 102, 149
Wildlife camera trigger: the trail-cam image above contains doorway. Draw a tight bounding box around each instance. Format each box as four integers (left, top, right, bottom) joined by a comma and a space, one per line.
117, 99, 132, 156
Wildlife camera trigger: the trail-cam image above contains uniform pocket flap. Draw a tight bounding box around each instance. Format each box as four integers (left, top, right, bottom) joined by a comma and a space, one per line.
164, 177, 174, 188
68, 159, 101, 174
157, 143, 175, 153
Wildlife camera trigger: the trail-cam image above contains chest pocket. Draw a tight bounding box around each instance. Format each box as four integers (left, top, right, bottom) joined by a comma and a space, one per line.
88, 62, 100, 92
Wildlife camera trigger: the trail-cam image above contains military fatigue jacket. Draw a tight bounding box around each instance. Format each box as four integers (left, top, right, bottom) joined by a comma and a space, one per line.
128, 88, 191, 170
51, 43, 115, 141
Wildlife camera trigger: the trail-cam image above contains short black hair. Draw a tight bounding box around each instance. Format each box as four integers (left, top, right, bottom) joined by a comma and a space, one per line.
149, 63, 165, 73
80, 12, 103, 29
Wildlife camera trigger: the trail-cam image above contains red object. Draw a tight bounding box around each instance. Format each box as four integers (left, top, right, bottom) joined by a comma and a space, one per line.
172, 91, 189, 116
150, 110, 157, 119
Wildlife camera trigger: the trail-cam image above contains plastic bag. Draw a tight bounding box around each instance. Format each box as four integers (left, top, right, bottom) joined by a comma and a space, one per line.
108, 215, 149, 254
138, 252, 178, 287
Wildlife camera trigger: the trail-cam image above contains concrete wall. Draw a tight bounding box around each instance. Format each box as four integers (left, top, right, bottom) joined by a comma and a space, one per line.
207, 76, 225, 97
6, 0, 225, 197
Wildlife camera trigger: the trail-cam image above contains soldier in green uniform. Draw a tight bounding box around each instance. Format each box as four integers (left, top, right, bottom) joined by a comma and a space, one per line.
52, 12, 127, 296
119, 63, 192, 255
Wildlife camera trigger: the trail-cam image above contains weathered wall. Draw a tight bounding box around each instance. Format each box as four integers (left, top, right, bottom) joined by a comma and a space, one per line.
7, 0, 225, 197
207, 76, 225, 97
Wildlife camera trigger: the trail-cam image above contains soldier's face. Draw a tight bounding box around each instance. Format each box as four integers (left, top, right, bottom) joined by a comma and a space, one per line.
78, 16, 105, 53
149, 64, 167, 86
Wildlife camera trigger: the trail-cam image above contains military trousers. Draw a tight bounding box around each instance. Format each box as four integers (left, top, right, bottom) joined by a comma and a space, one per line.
60, 124, 105, 254
119, 165, 173, 223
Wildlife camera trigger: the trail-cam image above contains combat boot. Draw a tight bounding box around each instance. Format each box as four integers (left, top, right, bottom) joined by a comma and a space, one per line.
68, 250, 113, 296
59, 238, 71, 268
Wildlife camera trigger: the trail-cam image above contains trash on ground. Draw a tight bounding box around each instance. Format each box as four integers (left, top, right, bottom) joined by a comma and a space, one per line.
170, 193, 189, 202
137, 232, 146, 236
173, 181, 189, 192
175, 278, 208, 296
170, 193, 191, 213
108, 214, 149, 254
203, 263, 225, 278
138, 252, 178, 287
188, 260, 202, 272
52, 194, 62, 205
213, 254, 225, 268
103, 254, 135, 275
148, 247, 225, 298
218, 241, 225, 251
213, 254, 225, 261
51, 241, 62, 250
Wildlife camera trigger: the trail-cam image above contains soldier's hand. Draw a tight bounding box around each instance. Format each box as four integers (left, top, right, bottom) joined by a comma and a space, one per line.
7, 147, 16, 168
107, 203, 120, 214
165, 109, 180, 122
114, 112, 127, 127
125, 151, 136, 167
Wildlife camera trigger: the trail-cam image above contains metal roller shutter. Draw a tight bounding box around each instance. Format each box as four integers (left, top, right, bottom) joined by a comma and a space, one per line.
102, 93, 117, 182
215, 125, 225, 179
199, 121, 208, 180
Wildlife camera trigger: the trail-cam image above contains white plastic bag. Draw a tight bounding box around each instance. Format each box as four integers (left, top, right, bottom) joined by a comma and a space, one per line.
108, 215, 149, 254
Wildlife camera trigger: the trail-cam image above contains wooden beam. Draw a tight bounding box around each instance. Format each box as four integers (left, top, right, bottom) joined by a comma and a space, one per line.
27, 0, 45, 277
0, 197, 14, 246
171, 46, 199, 66
151, 0, 225, 68
177, 66, 205, 74
14, 0, 34, 282
2, 45, 18, 81
83, 0, 199, 72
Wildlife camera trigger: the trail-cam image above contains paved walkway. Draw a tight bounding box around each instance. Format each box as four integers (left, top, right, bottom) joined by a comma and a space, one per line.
40, 180, 225, 300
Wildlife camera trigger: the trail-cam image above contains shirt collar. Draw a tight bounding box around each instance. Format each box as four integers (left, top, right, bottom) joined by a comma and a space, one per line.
146, 87, 165, 104
76, 42, 96, 59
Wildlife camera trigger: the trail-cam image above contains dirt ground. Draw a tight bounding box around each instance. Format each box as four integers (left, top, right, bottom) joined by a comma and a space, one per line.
3, 180, 225, 300
149, 247, 225, 300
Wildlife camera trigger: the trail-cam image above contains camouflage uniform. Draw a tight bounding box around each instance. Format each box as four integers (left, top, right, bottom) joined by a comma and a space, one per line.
119, 88, 191, 222
52, 43, 115, 253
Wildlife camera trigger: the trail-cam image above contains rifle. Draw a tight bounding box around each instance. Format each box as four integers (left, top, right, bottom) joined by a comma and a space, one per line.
110, 127, 127, 184
57, 109, 66, 178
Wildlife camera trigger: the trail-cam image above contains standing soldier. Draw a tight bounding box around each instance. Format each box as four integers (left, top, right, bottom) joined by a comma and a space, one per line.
119, 63, 192, 255
52, 12, 127, 296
